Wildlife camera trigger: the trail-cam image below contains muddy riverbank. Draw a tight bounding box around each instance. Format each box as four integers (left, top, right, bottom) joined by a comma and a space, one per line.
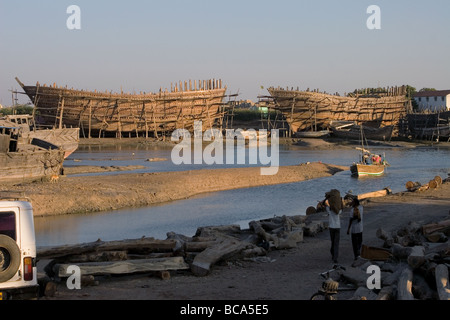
1, 162, 347, 217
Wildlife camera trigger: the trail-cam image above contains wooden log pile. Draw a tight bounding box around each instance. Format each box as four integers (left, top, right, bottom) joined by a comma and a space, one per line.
340, 218, 450, 300
37, 214, 326, 297
405, 175, 445, 192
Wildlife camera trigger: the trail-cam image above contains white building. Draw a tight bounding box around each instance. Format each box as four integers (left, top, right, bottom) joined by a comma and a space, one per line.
413, 90, 450, 112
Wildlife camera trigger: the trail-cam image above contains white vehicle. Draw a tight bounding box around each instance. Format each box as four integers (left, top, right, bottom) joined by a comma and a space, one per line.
0, 197, 39, 300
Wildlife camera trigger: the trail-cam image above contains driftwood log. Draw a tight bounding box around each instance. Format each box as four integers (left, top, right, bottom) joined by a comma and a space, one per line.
37, 237, 177, 260
397, 267, 414, 300
435, 264, 450, 300
407, 246, 425, 269
357, 188, 391, 200
190, 238, 251, 276
349, 216, 450, 300
422, 219, 450, 237
405, 176, 443, 192
54, 257, 189, 277
360, 245, 392, 261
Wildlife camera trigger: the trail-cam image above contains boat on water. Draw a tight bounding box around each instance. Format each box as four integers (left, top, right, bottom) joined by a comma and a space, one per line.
16, 77, 227, 138
0, 123, 65, 182
350, 161, 386, 177
1, 114, 79, 159
350, 126, 388, 177
266, 86, 408, 136
329, 121, 394, 141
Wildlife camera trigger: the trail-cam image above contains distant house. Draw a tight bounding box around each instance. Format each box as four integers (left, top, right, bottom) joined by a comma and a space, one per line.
413, 90, 450, 112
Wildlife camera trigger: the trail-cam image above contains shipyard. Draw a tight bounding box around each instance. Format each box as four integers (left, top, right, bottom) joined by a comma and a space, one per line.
1, 1, 449, 311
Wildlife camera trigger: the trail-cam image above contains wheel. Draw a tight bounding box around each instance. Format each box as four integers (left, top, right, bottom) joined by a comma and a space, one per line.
310, 292, 326, 300
310, 291, 337, 300
0, 235, 21, 283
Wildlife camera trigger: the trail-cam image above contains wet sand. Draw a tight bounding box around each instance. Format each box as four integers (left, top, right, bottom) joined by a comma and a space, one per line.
0, 162, 347, 217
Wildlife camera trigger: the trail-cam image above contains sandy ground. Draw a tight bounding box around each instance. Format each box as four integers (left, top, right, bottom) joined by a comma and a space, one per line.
0, 162, 347, 217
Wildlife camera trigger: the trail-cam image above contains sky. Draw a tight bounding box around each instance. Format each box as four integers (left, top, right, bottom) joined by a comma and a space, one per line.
0, 0, 449, 106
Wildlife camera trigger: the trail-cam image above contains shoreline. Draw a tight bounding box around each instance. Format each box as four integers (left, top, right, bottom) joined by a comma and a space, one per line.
76, 136, 450, 149
1, 162, 347, 217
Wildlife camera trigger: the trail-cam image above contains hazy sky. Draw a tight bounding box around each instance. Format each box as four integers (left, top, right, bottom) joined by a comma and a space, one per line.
1, 0, 449, 105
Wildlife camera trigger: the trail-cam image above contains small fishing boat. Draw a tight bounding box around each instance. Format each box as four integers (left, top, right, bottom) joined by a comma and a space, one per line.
350, 161, 385, 177
350, 126, 388, 177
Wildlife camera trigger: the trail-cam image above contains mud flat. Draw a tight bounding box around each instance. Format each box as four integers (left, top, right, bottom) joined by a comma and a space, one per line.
0, 162, 347, 217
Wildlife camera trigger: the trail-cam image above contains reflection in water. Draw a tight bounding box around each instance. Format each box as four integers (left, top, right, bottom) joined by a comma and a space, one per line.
35, 144, 450, 247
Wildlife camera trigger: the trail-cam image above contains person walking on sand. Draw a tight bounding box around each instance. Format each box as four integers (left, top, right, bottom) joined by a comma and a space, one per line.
347, 198, 364, 260
324, 189, 344, 264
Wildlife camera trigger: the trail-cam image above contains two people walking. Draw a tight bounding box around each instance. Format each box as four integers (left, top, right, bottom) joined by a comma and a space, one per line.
323, 189, 363, 263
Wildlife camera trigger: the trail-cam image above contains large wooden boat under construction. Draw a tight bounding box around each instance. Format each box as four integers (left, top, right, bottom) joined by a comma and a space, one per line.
16, 78, 227, 138
266, 86, 409, 136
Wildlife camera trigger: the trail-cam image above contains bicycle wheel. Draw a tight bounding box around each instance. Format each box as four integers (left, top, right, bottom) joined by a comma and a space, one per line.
310, 292, 336, 300
310, 292, 326, 300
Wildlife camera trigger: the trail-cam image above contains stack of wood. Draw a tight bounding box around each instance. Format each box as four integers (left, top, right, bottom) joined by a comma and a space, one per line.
405, 176, 444, 192
37, 214, 326, 295
340, 218, 450, 300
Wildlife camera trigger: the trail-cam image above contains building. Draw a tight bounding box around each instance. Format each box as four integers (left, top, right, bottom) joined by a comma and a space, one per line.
413, 90, 450, 112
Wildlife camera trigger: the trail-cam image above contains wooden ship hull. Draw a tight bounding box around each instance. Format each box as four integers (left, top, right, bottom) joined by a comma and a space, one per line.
294, 130, 330, 138
0, 149, 65, 182
0, 128, 65, 182
406, 111, 450, 140
16, 78, 227, 138
350, 163, 385, 177
24, 128, 79, 159
267, 87, 409, 136
330, 122, 394, 141
1, 115, 79, 159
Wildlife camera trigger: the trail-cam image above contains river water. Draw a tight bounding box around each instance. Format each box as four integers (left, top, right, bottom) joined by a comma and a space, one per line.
35, 142, 450, 247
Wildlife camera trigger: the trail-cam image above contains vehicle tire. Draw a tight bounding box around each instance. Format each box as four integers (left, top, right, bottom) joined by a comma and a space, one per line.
0, 235, 21, 283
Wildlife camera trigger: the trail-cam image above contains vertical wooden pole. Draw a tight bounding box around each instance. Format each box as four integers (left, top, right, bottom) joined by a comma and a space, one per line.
143, 102, 148, 139
58, 96, 65, 129
153, 102, 158, 139
290, 97, 295, 137
88, 101, 92, 139
117, 101, 122, 139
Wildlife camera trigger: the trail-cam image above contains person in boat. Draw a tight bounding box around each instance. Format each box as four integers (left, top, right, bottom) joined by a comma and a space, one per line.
323, 189, 344, 264
371, 154, 382, 165
347, 198, 364, 260
362, 153, 370, 164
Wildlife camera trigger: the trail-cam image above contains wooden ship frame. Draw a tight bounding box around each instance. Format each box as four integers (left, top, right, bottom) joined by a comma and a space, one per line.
16, 78, 228, 138
405, 111, 450, 141
266, 86, 410, 137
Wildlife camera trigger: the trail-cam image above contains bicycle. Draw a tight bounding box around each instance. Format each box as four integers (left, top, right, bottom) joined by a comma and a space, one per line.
309, 264, 353, 300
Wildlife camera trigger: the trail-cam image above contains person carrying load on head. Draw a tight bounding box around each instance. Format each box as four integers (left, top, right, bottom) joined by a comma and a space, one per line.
323, 189, 344, 264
